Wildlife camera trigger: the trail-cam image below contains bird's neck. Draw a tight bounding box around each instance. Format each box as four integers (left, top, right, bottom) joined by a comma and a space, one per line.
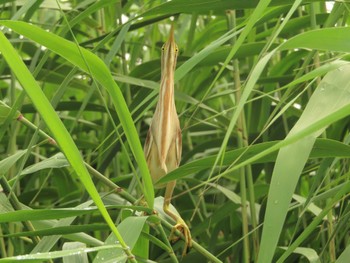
158, 66, 176, 113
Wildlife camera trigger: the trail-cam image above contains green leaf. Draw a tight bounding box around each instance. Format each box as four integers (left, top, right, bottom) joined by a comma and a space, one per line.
280, 27, 350, 52
2, 224, 108, 238
335, 244, 350, 263
0, 150, 27, 175
0, 101, 21, 124
20, 153, 69, 175
29, 200, 101, 254
0, 208, 97, 223
159, 138, 350, 184
0, 28, 129, 255
0, 205, 146, 223
141, 0, 298, 16
63, 242, 89, 263
0, 20, 154, 208
0, 245, 121, 263
94, 216, 148, 263
280, 247, 320, 263
259, 64, 350, 263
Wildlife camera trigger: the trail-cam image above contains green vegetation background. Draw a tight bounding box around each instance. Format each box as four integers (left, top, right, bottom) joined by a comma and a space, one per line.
1, 1, 350, 262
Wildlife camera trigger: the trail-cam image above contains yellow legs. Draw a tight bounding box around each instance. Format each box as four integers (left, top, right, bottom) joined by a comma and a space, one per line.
164, 181, 192, 256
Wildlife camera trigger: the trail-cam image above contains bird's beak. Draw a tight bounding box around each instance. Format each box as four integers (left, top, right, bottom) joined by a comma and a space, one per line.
169, 25, 175, 44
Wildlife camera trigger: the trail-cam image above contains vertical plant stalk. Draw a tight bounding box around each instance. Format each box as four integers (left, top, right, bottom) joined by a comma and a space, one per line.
309, 3, 321, 87
226, 10, 249, 263
8, 63, 19, 259
0, 226, 6, 258
325, 174, 336, 262
228, 8, 259, 261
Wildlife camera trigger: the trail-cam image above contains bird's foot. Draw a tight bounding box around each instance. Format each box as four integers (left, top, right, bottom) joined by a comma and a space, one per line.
169, 219, 192, 256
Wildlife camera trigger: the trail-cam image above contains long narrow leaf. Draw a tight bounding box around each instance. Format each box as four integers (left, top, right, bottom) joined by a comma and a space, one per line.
259, 64, 350, 263
0, 20, 154, 208
0, 29, 129, 254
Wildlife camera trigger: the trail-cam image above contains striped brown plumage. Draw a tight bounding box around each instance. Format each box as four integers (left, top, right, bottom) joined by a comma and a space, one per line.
144, 25, 192, 256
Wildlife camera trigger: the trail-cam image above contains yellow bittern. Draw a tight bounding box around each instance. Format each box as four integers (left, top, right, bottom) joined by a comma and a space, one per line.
144, 26, 192, 255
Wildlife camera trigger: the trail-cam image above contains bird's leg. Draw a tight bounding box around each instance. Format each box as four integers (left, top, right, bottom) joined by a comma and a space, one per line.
164, 181, 192, 256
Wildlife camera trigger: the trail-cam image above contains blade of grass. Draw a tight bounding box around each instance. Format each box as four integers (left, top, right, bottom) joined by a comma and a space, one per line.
335, 244, 350, 263
0, 20, 154, 209
0, 244, 121, 263
0, 30, 136, 262
158, 138, 350, 184
95, 216, 148, 263
258, 64, 350, 263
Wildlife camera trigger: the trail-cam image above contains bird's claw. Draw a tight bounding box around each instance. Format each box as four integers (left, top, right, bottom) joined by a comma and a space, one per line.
169, 221, 192, 256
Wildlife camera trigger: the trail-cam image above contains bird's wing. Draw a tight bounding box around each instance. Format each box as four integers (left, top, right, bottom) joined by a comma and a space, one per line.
175, 126, 182, 167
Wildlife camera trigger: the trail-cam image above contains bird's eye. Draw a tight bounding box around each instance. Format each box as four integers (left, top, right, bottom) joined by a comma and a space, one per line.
161, 45, 165, 51
175, 47, 178, 52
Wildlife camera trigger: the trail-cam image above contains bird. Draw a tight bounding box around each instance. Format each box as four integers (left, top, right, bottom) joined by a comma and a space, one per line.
143, 25, 192, 256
